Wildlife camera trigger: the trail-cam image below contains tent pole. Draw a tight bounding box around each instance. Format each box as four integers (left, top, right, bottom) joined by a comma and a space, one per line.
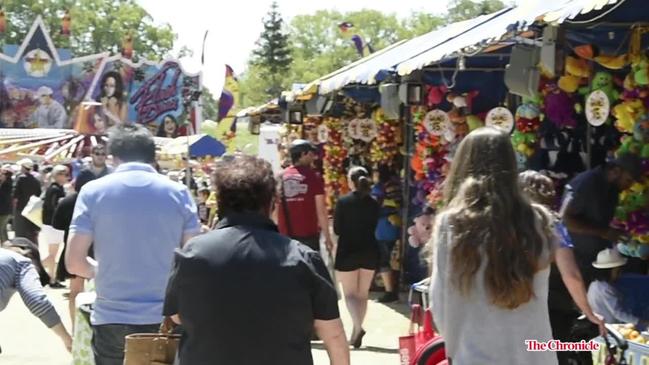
399, 104, 414, 292
186, 102, 193, 190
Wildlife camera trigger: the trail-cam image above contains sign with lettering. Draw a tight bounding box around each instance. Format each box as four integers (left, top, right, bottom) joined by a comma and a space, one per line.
0, 17, 202, 135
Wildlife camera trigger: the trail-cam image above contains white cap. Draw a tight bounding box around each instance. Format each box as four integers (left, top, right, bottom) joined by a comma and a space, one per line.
592, 248, 628, 269
37, 86, 54, 97
17, 158, 34, 170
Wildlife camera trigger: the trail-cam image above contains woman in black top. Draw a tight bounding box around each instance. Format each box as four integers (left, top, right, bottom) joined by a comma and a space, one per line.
333, 166, 379, 349
0, 167, 14, 242
52, 171, 96, 329
41, 165, 68, 288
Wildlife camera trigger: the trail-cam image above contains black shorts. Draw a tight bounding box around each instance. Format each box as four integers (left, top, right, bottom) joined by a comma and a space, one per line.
292, 235, 320, 251
335, 250, 379, 272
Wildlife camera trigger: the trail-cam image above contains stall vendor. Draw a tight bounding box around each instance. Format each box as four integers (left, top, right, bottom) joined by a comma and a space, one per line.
560, 154, 643, 284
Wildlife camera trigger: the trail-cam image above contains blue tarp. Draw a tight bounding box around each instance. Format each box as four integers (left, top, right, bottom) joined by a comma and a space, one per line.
189, 135, 226, 157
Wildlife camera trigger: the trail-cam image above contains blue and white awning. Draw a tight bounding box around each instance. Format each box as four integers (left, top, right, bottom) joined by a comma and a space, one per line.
312, 0, 622, 94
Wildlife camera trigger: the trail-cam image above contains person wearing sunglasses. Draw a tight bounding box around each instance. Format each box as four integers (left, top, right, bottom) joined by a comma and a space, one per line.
41, 165, 69, 289
77, 145, 112, 183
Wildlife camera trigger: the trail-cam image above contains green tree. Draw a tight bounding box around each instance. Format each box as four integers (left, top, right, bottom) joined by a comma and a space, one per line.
399, 11, 446, 39
0, 0, 175, 61
447, 0, 508, 23
242, 9, 419, 107
200, 87, 219, 122
251, 1, 292, 98
239, 4, 508, 108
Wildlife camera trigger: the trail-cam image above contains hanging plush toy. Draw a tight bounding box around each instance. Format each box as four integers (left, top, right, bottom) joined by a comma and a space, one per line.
426, 85, 448, 107
632, 56, 649, 86
580, 71, 620, 102
446, 90, 479, 115
574, 44, 629, 70
634, 115, 649, 143
558, 56, 590, 93
543, 81, 578, 128
407, 210, 434, 248
613, 100, 646, 133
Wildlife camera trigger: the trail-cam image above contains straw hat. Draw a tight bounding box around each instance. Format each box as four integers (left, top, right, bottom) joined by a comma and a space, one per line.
592, 248, 628, 269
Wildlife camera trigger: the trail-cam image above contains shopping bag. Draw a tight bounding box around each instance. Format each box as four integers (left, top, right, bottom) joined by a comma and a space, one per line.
21, 195, 43, 228
399, 334, 417, 365
399, 304, 446, 365
124, 317, 180, 365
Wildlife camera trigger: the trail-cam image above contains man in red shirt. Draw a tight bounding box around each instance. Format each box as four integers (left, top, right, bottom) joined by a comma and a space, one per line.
277, 139, 333, 254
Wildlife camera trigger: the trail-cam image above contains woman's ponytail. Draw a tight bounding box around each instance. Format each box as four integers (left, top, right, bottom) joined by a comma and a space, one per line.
348, 166, 372, 196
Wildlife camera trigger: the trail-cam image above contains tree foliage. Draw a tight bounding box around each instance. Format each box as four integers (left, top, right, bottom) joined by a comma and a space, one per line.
200, 86, 219, 122
240, 1, 508, 107
447, 0, 508, 23
250, 1, 292, 98
0, 0, 175, 61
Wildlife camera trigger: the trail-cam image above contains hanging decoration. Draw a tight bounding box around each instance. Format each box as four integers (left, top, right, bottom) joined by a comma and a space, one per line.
61, 10, 71, 36
585, 90, 611, 127
357, 118, 378, 143
323, 117, 348, 210
122, 33, 134, 59
422, 109, 452, 136
370, 109, 400, 166
411, 106, 450, 210
485, 107, 514, 133
611, 52, 649, 258
347, 118, 361, 139
511, 100, 542, 161
0, 8, 6, 34
317, 124, 329, 144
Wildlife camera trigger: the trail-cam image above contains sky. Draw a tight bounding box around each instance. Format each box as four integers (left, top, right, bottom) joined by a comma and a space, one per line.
137, 0, 453, 93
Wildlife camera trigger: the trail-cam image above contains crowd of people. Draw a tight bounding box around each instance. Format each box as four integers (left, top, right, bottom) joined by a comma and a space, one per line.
0, 124, 647, 365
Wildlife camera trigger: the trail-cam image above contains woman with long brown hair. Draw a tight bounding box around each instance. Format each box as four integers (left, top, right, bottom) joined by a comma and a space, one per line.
429, 127, 557, 364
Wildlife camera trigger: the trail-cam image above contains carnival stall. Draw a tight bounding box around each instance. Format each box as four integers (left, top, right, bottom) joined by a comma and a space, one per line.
260, 0, 649, 293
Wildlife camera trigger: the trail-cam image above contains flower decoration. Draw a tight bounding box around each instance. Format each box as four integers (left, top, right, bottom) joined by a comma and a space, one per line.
612, 68, 649, 257
370, 108, 401, 165
411, 106, 450, 209
511, 101, 542, 161
322, 117, 348, 211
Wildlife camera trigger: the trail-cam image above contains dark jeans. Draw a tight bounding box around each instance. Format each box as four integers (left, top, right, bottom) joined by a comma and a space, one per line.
92, 323, 159, 365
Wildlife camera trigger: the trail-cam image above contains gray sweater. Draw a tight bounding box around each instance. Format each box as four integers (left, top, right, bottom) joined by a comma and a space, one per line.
0, 248, 61, 328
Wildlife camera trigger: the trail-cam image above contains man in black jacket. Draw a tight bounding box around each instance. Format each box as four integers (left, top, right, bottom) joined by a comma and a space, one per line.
164, 155, 349, 365
12, 159, 41, 243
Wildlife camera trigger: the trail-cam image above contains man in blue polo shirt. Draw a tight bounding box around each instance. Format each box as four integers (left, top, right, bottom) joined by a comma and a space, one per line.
66, 124, 200, 365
